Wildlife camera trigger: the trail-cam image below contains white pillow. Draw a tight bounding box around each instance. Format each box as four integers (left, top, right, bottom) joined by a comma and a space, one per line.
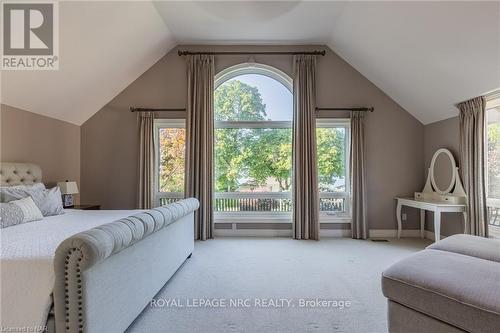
0, 183, 64, 216
11, 197, 44, 222
34, 186, 64, 216
0, 183, 46, 202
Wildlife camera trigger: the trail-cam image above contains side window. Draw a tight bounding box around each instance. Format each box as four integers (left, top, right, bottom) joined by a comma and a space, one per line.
154, 119, 186, 206
317, 119, 351, 220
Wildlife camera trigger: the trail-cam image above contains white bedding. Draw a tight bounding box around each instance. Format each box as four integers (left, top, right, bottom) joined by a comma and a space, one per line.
0, 209, 138, 330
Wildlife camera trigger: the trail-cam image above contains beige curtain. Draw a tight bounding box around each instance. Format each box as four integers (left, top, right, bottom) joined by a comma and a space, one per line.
185, 55, 214, 240
138, 111, 155, 209
350, 111, 368, 239
292, 55, 319, 240
458, 96, 488, 237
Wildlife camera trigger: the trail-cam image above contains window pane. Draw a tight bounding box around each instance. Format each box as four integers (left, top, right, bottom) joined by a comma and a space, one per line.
214, 71, 293, 215
215, 74, 292, 121
158, 128, 185, 193
487, 107, 500, 199
317, 126, 348, 214
215, 128, 292, 193
320, 198, 347, 213
317, 127, 347, 192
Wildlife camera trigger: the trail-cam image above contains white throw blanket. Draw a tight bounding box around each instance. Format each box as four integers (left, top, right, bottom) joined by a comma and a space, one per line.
0, 209, 136, 330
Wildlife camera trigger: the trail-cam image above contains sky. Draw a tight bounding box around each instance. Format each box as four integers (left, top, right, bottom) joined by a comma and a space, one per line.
224, 74, 292, 121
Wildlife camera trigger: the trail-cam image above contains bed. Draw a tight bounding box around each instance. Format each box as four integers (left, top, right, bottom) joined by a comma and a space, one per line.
0, 162, 198, 333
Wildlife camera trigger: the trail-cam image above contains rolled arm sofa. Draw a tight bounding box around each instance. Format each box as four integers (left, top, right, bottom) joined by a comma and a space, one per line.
53, 198, 199, 333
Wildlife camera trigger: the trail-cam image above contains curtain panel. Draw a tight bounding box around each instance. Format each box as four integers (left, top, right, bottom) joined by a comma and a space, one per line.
458, 96, 488, 237
185, 55, 215, 240
292, 55, 319, 240
350, 111, 368, 239
138, 111, 155, 209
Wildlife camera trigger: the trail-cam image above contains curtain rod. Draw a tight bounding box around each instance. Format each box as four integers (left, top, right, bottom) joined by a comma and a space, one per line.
130, 107, 186, 112
178, 50, 326, 56
316, 107, 374, 112
131, 107, 374, 113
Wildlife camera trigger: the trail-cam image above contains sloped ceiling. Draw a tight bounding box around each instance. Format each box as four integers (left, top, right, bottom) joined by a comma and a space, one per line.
2, 1, 499, 125
326, 1, 500, 124
1, 1, 175, 125
155, 1, 500, 125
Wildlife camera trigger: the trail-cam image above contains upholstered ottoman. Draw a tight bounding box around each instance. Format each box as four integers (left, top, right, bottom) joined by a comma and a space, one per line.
382, 235, 500, 333
427, 234, 500, 263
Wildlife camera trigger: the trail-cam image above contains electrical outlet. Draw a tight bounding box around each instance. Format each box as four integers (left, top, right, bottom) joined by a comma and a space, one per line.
402, 213, 407, 221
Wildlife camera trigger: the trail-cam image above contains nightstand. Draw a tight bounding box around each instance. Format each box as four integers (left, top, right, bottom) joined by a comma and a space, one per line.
71, 205, 101, 210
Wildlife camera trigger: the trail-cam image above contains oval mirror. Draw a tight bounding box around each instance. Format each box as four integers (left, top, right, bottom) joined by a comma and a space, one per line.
430, 149, 456, 194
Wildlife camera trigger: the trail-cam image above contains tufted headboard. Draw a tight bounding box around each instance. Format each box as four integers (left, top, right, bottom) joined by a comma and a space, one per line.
0, 162, 43, 186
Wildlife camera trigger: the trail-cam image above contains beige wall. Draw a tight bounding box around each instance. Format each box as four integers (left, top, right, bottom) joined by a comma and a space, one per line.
81, 45, 425, 231
1, 104, 81, 200
423, 116, 463, 236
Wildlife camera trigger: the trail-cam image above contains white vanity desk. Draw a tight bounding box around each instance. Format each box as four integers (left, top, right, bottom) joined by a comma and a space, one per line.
395, 197, 467, 241
396, 148, 467, 242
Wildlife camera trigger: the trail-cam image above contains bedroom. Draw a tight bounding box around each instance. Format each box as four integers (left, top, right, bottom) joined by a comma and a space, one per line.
1, 1, 499, 333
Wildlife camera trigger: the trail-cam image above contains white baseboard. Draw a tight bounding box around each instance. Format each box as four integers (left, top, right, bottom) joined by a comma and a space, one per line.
214, 228, 441, 240
320, 229, 351, 237
214, 229, 293, 237
369, 229, 421, 238
214, 229, 351, 237
369, 229, 443, 241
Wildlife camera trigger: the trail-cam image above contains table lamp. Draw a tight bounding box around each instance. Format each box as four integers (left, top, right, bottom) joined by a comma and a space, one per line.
57, 181, 79, 208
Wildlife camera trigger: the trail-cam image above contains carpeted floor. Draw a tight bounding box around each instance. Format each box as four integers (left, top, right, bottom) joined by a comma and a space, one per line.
127, 237, 430, 333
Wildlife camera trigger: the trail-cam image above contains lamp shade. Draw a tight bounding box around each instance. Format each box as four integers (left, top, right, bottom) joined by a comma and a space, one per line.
57, 181, 79, 194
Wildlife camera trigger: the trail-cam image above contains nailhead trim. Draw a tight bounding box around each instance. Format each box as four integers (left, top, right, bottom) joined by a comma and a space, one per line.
64, 248, 85, 332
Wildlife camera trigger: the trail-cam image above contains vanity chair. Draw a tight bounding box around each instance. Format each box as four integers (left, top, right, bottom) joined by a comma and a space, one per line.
395, 148, 467, 241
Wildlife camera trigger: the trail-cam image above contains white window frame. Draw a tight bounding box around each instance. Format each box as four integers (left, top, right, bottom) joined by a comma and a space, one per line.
317, 118, 351, 223
214, 63, 294, 223
213, 118, 351, 223
153, 119, 186, 207
485, 92, 500, 235
153, 65, 351, 225
213, 121, 293, 222
153, 118, 351, 224
215, 62, 293, 92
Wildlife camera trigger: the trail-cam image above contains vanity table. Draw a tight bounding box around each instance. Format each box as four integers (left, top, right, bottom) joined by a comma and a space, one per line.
396, 149, 467, 242
395, 197, 467, 241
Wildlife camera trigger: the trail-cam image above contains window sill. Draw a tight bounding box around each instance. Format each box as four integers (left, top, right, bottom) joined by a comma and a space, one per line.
320, 216, 352, 224
214, 213, 351, 224
215, 213, 291, 224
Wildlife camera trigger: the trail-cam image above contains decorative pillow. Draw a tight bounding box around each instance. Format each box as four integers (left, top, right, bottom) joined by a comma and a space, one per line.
0, 202, 23, 227
0, 197, 43, 228
0, 183, 46, 202
0, 183, 64, 216
34, 186, 64, 216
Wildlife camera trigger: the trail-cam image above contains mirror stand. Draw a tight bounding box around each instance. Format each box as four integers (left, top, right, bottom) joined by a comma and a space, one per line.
415, 148, 467, 204
418, 166, 466, 204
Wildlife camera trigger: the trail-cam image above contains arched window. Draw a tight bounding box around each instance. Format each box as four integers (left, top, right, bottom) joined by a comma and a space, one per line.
214, 64, 293, 217
215, 63, 292, 121
154, 62, 351, 226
